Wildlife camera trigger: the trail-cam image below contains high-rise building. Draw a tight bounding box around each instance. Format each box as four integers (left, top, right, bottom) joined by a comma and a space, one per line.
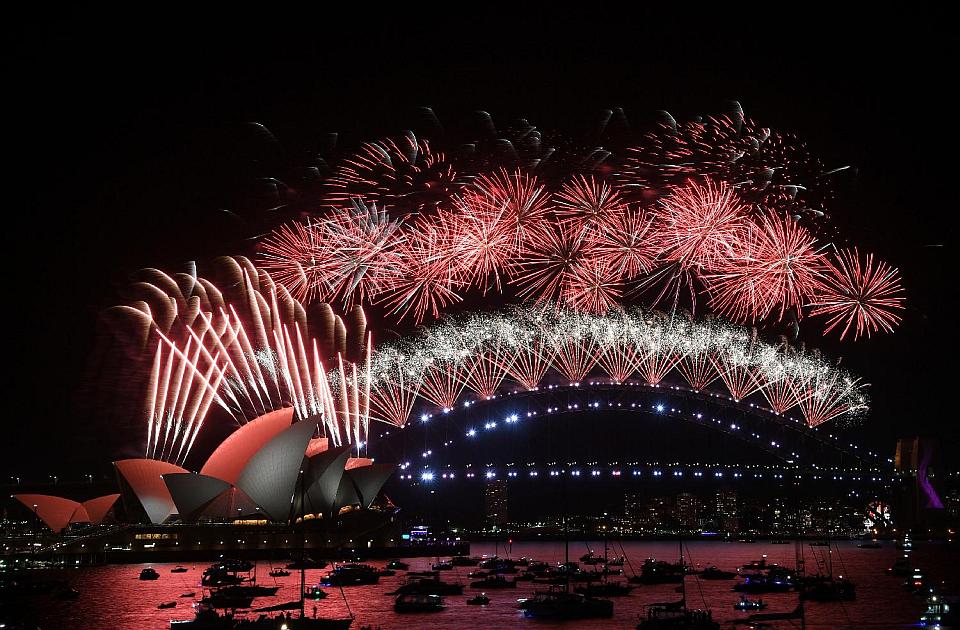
676, 493, 700, 530
643, 496, 675, 532
624, 492, 643, 529
484, 479, 508, 529
715, 489, 739, 533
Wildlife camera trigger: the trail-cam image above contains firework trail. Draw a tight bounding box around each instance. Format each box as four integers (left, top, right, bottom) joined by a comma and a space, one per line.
107, 257, 372, 464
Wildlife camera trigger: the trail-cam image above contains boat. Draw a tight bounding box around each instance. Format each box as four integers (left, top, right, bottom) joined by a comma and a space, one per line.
470, 575, 516, 589
391, 576, 465, 595
733, 573, 793, 593
580, 551, 604, 565
140, 567, 160, 580
320, 564, 379, 586
799, 576, 855, 601
172, 566, 189, 573
733, 596, 766, 611
180, 592, 196, 598
519, 588, 614, 619
201, 562, 252, 587
919, 588, 959, 628
634, 558, 685, 584
885, 557, 911, 576
171, 606, 353, 628
432, 560, 453, 571
574, 581, 633, 597
637, 600, 720, 629
216, 584, 280, 598
857, 541, 882, 549
700, 566, 736, 580
158, 601, 177, 609
394, 593, 445, 613
254, 600, 304, 613
466, 593, 490, 605
307, 586, 328, 599
286, 558, 328, 570
57, 587, 80, 600
269, 569, 291, 577
606, 555, 625, 567
451, 555, 479, 567
376, 568, 396, 577
200, 591, 255, 609
385, 559, 409, 571
741, 557, 769, 571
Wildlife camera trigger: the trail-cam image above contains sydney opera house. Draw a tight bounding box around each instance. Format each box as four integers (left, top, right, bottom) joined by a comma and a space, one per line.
11, 409, 397, 561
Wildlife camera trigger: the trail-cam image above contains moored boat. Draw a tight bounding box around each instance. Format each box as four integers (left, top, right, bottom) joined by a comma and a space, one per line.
394, 593, 445, 613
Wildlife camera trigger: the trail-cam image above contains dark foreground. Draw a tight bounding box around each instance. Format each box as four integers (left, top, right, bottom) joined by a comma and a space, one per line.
4, 540, 955, 629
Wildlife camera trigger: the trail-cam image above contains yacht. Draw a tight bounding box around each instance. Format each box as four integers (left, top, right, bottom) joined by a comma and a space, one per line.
450, 555, 479, 567
320, 564, 379, 586
391, 576, 465, 595
634, 559, 684, 584
637, 600, 720, 630
394, 593, 445, 613
470, 575, 516, 589
733, 573, 793, 593
700, 566, 736, 580
733, 595, 767, 610
519, 587, 614, 619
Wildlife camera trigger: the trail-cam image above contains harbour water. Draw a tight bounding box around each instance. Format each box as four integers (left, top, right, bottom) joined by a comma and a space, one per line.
13, 540, 957, 629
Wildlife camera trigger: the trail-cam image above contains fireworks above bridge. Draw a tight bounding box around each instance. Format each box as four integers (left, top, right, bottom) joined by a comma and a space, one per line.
259, 105, 904, 340
103, 104, 904, 464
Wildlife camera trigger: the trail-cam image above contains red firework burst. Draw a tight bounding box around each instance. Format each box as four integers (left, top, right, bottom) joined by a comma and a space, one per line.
469, 168, 551, 245
646, 179, 750, 310
563, 259, 622, 314
316, 201, 406, 307
438, 195, 516, 294
553, 175, 625, 231
652, 179, 749, 271
809, 247, 905, 340
592, 208, 657, 280
376, 216, 464, 323
259, 220, 331, 302
325, 132, 463, 213
510, 221, 594, 305
707, 212, 825, 323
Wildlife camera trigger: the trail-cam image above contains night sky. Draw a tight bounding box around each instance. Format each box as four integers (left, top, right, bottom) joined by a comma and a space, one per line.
5, 13, 954, 477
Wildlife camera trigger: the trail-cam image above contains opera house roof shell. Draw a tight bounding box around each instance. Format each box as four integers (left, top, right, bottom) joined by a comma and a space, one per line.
112, 411, 393, 524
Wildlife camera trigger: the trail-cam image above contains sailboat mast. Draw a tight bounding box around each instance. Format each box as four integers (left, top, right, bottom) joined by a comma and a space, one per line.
299, 466, 306, 619
679, 532, 686, 606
